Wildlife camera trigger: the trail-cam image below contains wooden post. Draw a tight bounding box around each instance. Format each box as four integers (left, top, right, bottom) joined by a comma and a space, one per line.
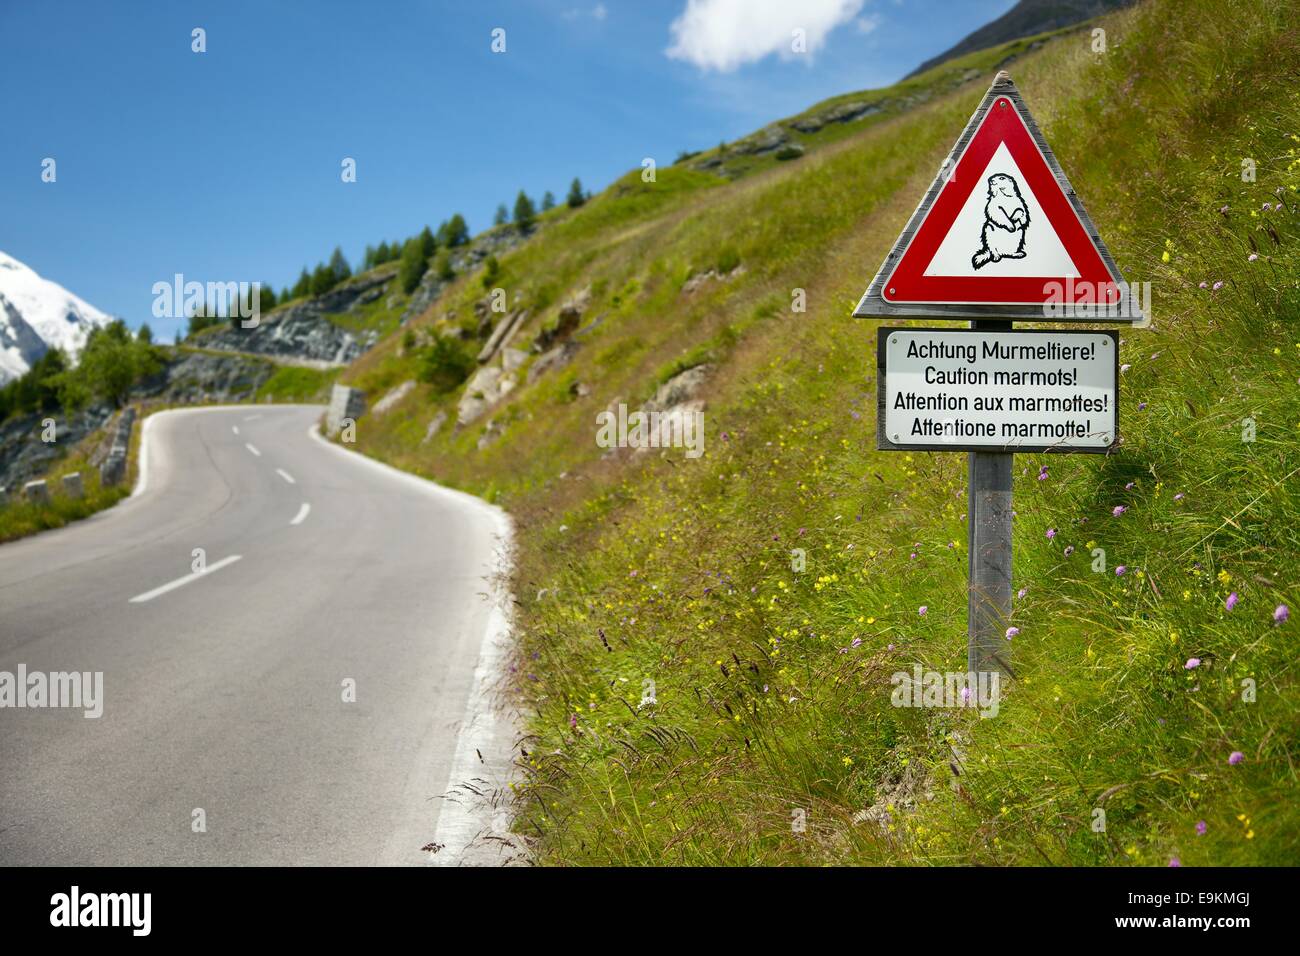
967, 319, 1014, 677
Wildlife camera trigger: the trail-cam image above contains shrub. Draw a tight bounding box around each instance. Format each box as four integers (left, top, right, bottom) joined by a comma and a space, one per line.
416, 334, 475, 393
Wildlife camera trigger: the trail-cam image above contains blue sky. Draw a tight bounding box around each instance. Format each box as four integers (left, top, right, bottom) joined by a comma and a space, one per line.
0, 0, 1014, 338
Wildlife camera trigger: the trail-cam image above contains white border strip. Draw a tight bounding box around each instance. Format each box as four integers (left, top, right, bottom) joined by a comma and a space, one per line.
307, 425, 517, 866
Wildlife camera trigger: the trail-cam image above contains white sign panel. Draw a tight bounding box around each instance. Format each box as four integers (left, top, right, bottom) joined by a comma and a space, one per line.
878, 328, 1118, 453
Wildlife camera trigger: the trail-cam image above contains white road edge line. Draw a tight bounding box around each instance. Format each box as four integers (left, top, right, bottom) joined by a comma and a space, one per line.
306, 424, 516, 866
129, 554, 243, 604
290, 502, 311, 525
245, 443, 261, 457
276, 468, 296, 484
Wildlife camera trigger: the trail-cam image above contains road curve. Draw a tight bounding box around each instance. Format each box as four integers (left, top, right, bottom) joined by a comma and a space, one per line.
0, 405, 509, 865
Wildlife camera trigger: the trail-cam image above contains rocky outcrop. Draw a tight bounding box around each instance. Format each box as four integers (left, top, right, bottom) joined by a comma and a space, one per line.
0, 349, 273, 490
199, 267, 396, 366
371, 380, 416, 416
681, 264, 746, 295
788, 99, 883, 133
399, 226, 534, 326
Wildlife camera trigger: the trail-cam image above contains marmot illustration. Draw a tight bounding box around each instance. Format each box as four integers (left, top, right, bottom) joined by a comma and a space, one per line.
971, 173, 1029, 269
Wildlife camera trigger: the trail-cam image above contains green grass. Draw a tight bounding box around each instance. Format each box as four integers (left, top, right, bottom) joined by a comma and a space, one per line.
254, 365, 339, 403
332, 0, 1300, 865
0, 442, 133, 545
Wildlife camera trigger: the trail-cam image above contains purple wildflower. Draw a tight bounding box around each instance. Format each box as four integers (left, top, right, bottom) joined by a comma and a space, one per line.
1116, 565, 1127, 576
1185, 658, 1200, 669
1196, 820, 1207, 836
1213, 281, 1224, 291
1125, 482, 1135, 490
1274, 604, 1289, 624
1228, 751, 1244, 765
1005, 626, 1020, 640
1169, 857, 1181, 867
1113, 505, 1127, 517
1226, 592, 1239, 611
1174, 493, 1185, 501
1248, 253, 1259, 262
1046, 528, 1057, 540
918, 606, 927, 616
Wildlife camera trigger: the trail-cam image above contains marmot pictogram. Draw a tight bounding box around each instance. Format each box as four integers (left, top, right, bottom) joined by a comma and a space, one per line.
971, 173, 1029, 269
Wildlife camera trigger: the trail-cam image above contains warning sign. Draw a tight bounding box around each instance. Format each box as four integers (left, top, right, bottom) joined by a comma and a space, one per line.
877, 328, 1118, 453
854, 72, 1144, 322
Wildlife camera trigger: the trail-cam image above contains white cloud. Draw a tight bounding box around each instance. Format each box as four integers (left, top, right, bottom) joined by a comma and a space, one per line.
666, 0, 866, 72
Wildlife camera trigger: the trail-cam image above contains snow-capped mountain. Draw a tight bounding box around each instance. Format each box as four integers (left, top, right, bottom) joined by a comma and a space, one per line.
0, 251, 113, 384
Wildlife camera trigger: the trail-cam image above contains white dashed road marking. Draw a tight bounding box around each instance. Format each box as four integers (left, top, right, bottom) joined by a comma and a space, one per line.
129, 555, 243, 604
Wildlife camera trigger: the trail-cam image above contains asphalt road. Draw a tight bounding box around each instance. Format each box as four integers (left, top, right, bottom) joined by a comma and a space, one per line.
0, 405, 509, 865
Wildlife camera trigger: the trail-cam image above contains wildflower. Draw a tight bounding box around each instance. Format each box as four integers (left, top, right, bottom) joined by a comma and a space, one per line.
918, 605, 927, 616
842, 756, 853, 767
1212, 281, 1224, 290
1046, 528, 1057, 540
1121, 363, 1132, 373
1274, 604, 1288, 624
1217, 569, 1231, 584
1226, 592, 1239, 611
1219, 205, 1229, 214
1017, 587, 1027, 599
1248, 253, 1259, 262
1228, 751, 1244, 765
1185, 658, 1200, 669
1198, 281, 1208, 289
1063, 545, 1075, 557
1196, 821, 1207, 836
1116, 565, 1127, 576
1138, 401, 1148, 411
1174, 492, 1185, 501
1169, 857, 1181, 867
1125, 481, 1135, 490
569, 713, 578, 729
1005, 626, 1020, 640
1112, 505, 1127, 517
851, 637, 862, 648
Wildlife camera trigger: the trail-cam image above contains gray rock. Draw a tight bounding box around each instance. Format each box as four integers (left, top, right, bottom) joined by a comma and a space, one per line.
457, 366, 504, 426
526, 341, 581, 384
199, 267, 394, 366
371, 380, 416, 416
421, 410, 448, 444
501, 347, 529, 373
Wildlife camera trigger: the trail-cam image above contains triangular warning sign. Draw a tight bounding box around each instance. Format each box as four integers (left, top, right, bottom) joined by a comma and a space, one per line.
854, 72, 1143, 322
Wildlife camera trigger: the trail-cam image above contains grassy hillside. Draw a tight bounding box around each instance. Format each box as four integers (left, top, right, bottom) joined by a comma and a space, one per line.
335, 0, 1299, 865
